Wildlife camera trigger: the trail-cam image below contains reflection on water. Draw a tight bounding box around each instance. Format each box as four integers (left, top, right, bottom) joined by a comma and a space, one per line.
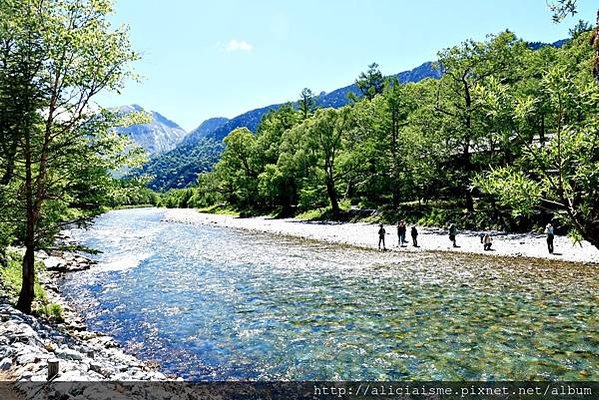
62, 208, 599, 380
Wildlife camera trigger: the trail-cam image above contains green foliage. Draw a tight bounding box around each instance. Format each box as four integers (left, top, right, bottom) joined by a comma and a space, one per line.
475, 48, 599, 246
0, 251, 46, 304
0, 0, 140, 313
355, 63, 385, 101
475, 168, 542, 218
37, 303, 64, 323
299, 88, 317, 120
132, 138, 224, 191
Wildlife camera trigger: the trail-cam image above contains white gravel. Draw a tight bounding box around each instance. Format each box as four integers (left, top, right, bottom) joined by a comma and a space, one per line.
164, 209, 599, 264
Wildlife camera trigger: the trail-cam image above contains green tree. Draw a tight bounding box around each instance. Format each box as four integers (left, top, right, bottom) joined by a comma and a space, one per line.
0, 0, 139, 314
356, 63, 385, 101
214, 127, 259, 209
476, 65, 599, 250
298, 88, 317, 120
435, 31, 528, 211
302, 108, 350, 214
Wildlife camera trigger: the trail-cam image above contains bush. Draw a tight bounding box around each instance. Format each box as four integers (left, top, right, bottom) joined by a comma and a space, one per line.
37, 303, 64, 323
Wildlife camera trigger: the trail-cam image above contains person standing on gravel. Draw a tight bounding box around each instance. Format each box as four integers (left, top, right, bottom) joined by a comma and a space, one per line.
545, 223, 555, 254
411, 226, 419, 247
397, 220, 407, 247
483, 233, 493, 251
378, 224, 387, 251
448, 223, 458, 248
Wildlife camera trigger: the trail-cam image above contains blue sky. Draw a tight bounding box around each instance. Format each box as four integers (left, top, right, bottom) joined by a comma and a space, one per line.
96, 0, 598, 131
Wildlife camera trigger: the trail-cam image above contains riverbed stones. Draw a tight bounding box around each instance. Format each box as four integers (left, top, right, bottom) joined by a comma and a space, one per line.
0, 300, 169, 390
0, 357, 12, 371
55, 348, 83, 361
43, 256, 66, 271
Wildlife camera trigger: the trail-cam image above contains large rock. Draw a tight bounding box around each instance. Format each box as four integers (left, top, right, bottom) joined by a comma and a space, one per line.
0, 357, 12, 370
43, 257, 66, 271
54, 348, 83, 361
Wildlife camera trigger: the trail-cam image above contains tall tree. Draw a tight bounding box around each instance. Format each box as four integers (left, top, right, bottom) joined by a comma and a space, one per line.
214, 127, 259, 209
435, 31, 527, 211
0, 0, 139, 314
302, 108, 350, 214
298, 88, 316, 120
356, 63, 385, 101
476, 66, 599, 250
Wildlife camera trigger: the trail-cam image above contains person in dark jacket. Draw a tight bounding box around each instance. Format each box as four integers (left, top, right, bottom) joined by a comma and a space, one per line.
378, 224, 386, 251
411, 226, 419, 247
545, 223, 555, 254
483, 233, 493, 251
448, 223, 458, 248
397, 220, 407, 247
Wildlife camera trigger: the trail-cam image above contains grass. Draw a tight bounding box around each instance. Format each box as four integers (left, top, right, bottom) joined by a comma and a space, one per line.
197, 204, 240, 217
295, 207, 329, 221
0, 250, 63, 321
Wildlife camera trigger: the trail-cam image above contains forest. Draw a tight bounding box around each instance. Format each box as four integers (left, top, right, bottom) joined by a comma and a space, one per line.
160, 25, 599, 251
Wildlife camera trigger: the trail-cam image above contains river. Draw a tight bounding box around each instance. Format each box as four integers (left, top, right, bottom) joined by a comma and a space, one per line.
61, 208, 599, 380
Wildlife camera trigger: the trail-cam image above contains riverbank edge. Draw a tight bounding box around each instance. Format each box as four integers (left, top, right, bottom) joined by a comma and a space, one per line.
0, 238, 178, 398
164, 208, 599, 265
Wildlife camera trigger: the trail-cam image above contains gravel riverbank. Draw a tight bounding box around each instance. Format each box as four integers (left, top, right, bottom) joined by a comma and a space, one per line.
164, 209, 599, 264
0, 245, 174, 399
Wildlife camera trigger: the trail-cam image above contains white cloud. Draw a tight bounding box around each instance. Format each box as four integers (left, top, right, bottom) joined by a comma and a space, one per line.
225, 39, 254, 53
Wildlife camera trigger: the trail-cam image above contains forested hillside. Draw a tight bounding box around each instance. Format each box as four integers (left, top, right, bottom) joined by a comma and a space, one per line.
161, 29, 599, 250
144, 62, 444, 190
143, 41, 567, 192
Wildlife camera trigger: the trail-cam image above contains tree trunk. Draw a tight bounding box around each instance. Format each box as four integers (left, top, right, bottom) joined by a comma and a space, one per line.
390, 107, 400, 209
16, 132, 36, 314
587, 230, 599, 252
280, 179, 297, 217
326, 175, 339, 215
463, 79, 475, 212
16, 244, 35, 314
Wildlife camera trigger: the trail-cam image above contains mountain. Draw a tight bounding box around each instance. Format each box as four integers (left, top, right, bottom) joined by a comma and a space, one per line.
527, 38, 569, 51
142, 61, 443, 190
181, 117, 229, 146
134, 138, 224, 191
117, 105, 187, 156
132, 116, 228, 190
206, 61, 441, 142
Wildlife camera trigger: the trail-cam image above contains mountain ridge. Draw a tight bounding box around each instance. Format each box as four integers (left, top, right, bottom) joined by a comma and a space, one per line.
116, 104, 187, 156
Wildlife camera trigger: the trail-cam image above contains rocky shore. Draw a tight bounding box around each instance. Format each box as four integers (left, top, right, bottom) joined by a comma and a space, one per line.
0, 243, 175, 399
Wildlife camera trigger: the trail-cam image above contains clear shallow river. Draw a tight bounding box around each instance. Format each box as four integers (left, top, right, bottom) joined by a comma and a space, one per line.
62, 208, 599, 380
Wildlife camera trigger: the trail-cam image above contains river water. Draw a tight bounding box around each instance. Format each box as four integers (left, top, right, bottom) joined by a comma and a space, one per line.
61, 208, 599, 380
